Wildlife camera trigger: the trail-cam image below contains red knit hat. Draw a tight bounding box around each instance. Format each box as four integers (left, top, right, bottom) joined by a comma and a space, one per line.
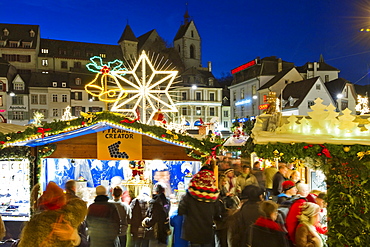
282, 180, 296, 191
38, 182, 66, 210
188, 169, 219, 202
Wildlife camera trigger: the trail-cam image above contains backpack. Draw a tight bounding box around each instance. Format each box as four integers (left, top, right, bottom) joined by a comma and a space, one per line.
276, 197, 304, 231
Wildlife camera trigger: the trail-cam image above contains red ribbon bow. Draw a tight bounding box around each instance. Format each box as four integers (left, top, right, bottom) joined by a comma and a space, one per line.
206, 144, 222, 164
37, 127, 52, 138
120, 118, 139, 124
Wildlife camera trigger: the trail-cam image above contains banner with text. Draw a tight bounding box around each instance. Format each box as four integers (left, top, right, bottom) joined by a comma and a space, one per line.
97, 128, 142, 160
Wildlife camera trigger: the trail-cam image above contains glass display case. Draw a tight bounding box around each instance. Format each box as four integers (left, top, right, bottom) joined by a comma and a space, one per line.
0, 160, 30, 220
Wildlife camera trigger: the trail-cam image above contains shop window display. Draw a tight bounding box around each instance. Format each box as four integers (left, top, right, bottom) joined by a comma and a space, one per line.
0, 160, 30, 219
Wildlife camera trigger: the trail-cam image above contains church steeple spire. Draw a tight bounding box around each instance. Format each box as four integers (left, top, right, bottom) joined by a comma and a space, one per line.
184, 3, 190, 24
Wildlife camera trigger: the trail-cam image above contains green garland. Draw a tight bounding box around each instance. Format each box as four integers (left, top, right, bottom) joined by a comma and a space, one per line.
254, 141, 370, 246
0, 111, 220, 158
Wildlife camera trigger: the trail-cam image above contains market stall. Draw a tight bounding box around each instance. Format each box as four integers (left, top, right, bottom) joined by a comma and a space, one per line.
250, 97, 370, 246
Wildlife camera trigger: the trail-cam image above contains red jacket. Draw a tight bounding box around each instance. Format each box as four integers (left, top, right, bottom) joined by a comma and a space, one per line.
285, 198, 306, 244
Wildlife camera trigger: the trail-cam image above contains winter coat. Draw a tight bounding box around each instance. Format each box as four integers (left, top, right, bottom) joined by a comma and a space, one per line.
142, 193, 170, 244
130, 197, 150, 239
18, 198, 87, 247
272, 172, 287, 196
170, 209, 189, 247
178, 192, 219, 244
286, 198, 307, 244
250, 217, 289, 247
236, 173, 259, 194
264, 167, 278, 189
0, 214, 5, 240
86, 195, 120, 247
295, 223, 321, 247
229, 200, 262, 247
110, 199, 131, 237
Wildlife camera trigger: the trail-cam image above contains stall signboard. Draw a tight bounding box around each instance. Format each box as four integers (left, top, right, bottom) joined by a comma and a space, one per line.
97, 129, 142, 160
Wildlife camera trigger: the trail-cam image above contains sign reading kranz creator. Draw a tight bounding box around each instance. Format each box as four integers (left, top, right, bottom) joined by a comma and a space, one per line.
97, 128, 142, 160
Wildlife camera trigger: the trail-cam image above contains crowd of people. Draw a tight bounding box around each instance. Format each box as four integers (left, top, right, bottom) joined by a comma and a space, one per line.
0, 161, 327, 247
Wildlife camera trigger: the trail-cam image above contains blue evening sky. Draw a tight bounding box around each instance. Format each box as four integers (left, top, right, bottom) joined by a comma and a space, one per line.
2, 0, 370, 84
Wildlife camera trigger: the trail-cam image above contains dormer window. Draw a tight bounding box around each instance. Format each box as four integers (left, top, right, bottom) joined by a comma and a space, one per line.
29, 30, 35, 37
316, 84, 321, 90
75, 78, 81, 85
100, 53, 106, 58
9, 41, 18, 48
0, 40, 6, 47
14, 82, 24, 91
3, 29, 9, 36
41, 48, 49, 54
52, 82, 57, 87
22, 42, 31, 48
62, 82, 67, 87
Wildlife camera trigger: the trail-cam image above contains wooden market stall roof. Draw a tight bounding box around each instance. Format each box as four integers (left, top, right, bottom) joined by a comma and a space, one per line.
45, 131, 198, 161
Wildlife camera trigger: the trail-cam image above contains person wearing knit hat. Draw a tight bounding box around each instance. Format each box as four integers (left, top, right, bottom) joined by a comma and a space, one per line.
18, 181, 87, 247
178, 167, 221, 246
295, 202, 323, 247
277, 180, 297, 204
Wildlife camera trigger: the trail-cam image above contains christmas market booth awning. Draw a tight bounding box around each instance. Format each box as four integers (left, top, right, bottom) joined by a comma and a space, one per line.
0, 111, 220, 161
252, 98, 370, 146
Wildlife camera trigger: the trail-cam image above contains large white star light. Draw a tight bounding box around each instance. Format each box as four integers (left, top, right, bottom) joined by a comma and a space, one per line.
111, 51, 178, 124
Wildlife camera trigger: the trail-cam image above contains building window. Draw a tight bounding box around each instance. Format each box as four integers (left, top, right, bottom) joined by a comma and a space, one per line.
41, 48, 49, 54
190, 45, 195, 59
252, 85, 257, 95
42, 59, 48, 66
325, 75, 329, 83
59, 48, 67, 55
316, 84, 321, 90
0, 96, 3, 107
341, 100, 348, 110
74, 62, 81, 68
73, 106, 83, 117
233, 91, 236, 101
3, 28, 9, 36
22, 42, 31, 48
0, 81, 4, 91
100, 53, 106, 58
61, 61, 68, 69
86, 51, 93, 57
31, 94, 38, 104
40, 95, 47, 104
9, 41, 18, 48
241, 106, 244, 116
210, 107, 215, 116
72, 92, 83, 100
177, 45, 180, 53
52, 82, 57, 87
14, 83, 24, 91
191, 30, 194, 38
75, 78, 81, 85
209, 92, 215, 101
308, 100, 315, 108
0, 40, 5, 47
196, 106, 201, 115
12, 96, 23, 105
73, 50, 81, 56
223, 121, 228, 128
12, 111, 24, 120
29, 30, 35, 37
223, 110, 229, 117
52, 94, 58, 102
52, 109, 59, 117
62, 82, 67, 88
344, 87, 348, 98
233, 107, 236, 116
196, 92, 202, 101
182, 107, 187, 116
241, 89, 244, 99
182, 92, 187, 101
62, 94, 67, 102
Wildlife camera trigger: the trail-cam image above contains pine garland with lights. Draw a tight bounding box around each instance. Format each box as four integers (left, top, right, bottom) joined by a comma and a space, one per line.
254, 141, 370, 246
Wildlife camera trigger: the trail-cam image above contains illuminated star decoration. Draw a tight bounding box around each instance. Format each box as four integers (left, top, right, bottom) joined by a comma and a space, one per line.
61, 105, 77, 121
110, 51, 178, 124
33, 111, 44, 125
355, 95, 370, 115
85, 56, 128, 103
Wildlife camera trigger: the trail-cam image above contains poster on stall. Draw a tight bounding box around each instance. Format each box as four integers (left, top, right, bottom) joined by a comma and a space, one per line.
97, 128, 142, 160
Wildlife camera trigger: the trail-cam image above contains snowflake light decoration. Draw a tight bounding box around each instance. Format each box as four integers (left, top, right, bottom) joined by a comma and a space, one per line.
110, 51, 178, 124
355, 95, 370, 115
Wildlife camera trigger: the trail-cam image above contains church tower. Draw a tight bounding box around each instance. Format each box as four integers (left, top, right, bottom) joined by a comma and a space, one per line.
173, 10, 202, 70
118, 24, 138, 60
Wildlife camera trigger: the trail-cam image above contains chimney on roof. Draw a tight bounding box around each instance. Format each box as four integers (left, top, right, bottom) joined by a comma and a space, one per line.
208, 61, 212, 72
278, 58, 282, 72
